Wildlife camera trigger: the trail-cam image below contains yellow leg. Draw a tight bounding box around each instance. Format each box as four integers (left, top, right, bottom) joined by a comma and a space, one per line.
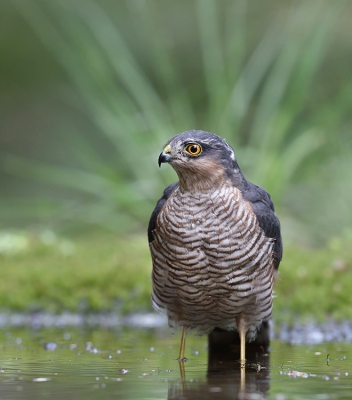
179, 358, 186, 381
240, 328, 246, 368
178, 326, 187, 361
238, 318, 246, 391
236, 316, 246, 368
240, 363, 245, 391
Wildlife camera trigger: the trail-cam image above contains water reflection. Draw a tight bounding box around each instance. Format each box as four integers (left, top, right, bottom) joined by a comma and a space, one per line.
169, 362, 270, 400
168, 327, 271, 399
0, 327, 351, 399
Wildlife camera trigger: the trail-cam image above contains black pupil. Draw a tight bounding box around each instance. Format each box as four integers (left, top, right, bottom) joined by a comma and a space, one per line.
190, 145, 198, 153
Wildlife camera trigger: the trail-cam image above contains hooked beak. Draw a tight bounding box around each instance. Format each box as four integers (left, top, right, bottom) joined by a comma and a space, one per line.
158, 144, 172, 167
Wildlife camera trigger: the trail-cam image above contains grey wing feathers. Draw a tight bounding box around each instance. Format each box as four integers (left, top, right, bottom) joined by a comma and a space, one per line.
148, 182, 179, 243
242, 182, 283, 270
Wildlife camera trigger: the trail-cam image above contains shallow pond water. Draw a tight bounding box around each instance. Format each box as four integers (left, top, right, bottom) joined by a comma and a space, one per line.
0, 326, 351, 399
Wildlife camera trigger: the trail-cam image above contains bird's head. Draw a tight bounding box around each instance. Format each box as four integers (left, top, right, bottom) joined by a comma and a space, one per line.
158, 130, 244, 191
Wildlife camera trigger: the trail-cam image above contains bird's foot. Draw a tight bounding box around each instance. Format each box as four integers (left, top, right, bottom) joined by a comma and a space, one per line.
177, 357, 188, 363
252, 362, 266, 372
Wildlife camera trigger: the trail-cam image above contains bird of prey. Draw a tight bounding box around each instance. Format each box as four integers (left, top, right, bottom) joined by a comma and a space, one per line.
148, 130, 282, 367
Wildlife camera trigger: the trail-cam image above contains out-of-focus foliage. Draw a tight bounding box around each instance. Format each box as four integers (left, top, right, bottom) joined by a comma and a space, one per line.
1, 0, 351, 243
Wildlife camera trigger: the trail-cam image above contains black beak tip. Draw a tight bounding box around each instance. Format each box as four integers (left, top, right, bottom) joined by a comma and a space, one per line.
158, 152, 172, 167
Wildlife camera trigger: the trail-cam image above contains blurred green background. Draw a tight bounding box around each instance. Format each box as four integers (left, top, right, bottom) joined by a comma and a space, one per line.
0, 0, 351, 319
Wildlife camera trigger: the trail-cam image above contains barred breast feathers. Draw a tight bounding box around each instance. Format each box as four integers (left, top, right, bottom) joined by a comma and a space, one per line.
150, 180, 276, 335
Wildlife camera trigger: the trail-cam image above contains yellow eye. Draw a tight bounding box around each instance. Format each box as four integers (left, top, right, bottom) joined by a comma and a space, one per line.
185, 143, 202, 156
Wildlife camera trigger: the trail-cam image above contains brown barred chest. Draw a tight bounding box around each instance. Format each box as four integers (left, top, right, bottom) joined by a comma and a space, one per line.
151, 184, 273, 294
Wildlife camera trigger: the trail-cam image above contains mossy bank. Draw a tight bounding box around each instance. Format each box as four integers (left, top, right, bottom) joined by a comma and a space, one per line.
0, 231, 351, 323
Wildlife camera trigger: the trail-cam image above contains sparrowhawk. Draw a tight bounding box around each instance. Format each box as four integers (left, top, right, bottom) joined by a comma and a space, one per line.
148, 130, 282, 366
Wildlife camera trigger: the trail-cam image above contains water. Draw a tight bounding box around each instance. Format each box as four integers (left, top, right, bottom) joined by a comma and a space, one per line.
0, 327, 351, 399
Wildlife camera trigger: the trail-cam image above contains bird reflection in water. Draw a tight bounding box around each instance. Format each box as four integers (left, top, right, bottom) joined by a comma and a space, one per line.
168, 321, 271, 400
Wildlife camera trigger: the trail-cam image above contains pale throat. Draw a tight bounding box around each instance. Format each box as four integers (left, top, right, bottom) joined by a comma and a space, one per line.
173, 162, 228, 193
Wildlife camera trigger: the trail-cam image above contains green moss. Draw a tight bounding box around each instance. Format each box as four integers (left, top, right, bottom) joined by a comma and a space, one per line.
0, 232, 351, 322
0, 233, 152, 314
273, 238, 352, 322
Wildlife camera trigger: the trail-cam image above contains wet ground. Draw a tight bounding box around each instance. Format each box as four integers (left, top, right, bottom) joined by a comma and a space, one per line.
0, 324, 351, 399
1, 311, 352, 344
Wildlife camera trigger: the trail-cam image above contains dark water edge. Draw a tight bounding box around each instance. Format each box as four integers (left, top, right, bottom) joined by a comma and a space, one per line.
0, 311, 351, 345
